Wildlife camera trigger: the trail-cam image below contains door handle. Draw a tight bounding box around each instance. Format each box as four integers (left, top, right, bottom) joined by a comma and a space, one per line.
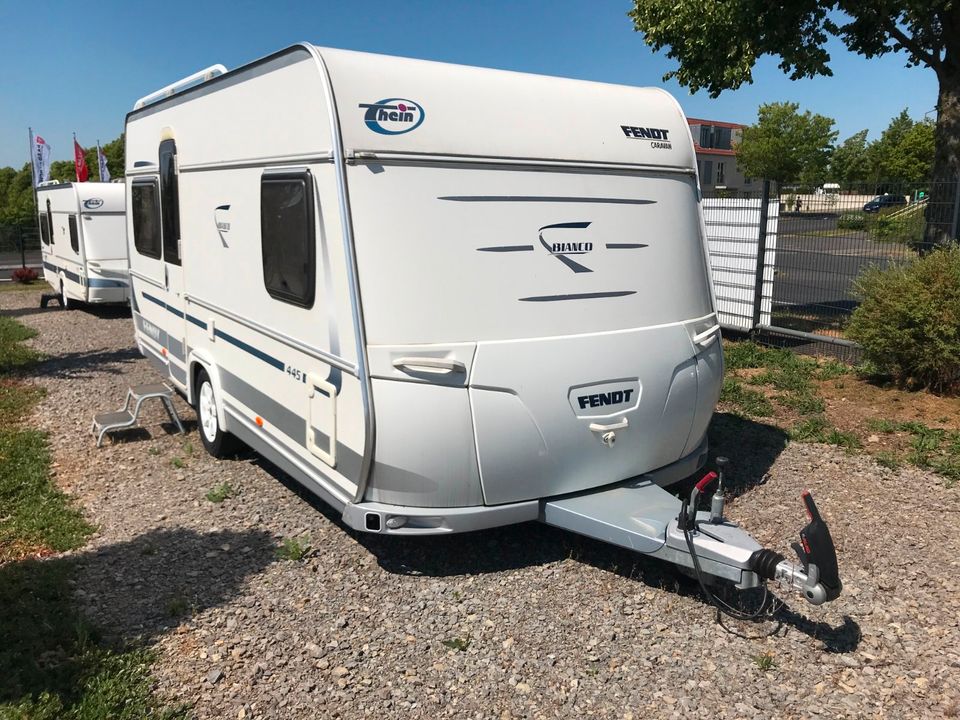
692, 324, 720, 348
392, 357, 466, 374
589, 418, 629, 433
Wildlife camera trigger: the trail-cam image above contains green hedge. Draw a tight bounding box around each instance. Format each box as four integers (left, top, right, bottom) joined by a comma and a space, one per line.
847, 247, 960, 393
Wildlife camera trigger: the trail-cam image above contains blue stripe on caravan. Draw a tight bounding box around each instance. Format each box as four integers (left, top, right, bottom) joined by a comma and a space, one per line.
186, 314, 207, 330
167, 305, 185, 319
87, 278, 128, 288
43, 261, 57, 272
214, 329, 285, 371
142, 292, 166, 309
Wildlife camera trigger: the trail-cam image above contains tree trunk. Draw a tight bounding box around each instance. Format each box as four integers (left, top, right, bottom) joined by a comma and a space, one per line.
923, 58, 960, 249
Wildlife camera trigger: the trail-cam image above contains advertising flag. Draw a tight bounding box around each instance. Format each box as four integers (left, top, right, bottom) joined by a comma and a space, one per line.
74, 137, 89, 182
97, 143, 110, 182
32, 133, 51, 187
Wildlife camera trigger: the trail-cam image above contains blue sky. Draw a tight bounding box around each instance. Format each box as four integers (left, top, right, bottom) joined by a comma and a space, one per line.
0, 0, 938, 168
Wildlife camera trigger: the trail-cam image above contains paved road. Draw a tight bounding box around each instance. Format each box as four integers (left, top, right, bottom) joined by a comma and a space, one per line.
770, 214, 912, 329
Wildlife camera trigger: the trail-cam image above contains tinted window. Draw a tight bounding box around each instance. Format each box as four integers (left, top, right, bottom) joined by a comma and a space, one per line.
68, 215, 79, 253
159, 139, 180, 265
132, 182, 162, 259
45, 200, 53, 244
39, 213, 50, 244
260, 171, 315, 307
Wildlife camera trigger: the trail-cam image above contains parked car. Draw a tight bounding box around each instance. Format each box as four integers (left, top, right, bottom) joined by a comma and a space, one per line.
863, 194, 907, 213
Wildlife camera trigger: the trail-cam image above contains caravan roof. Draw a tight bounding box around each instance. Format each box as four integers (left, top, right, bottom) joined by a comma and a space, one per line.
127, 44, 697, 173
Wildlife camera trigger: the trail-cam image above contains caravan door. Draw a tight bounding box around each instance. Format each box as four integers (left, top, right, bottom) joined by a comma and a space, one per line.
157, 139, 188, 389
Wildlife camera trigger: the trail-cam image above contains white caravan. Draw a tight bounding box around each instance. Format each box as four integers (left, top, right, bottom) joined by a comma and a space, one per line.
37, 181, 130, 306
125, 45, 840, 608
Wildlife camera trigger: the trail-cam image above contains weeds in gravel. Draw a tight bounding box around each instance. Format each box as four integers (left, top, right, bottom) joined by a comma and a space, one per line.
752, 652, 777, 672
170, 456, 185, 470
276, 537, 310, 561
875, 451, 902, 472
0, 558, 190, 720
863, 420, 960, 486
442, 637, 471, 652
164, 595, 191, 618
205, 483, 236, 504
148, 446, 160, 456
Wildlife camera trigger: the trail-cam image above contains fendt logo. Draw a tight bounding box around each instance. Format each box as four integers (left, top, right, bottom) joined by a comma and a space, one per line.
359, 98, 425, 135
577, 388, 635, 410
83, 198, 104, 209
621, 125, 672, 150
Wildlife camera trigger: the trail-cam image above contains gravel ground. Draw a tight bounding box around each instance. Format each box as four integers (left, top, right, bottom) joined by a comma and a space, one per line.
5, 288, 960, 719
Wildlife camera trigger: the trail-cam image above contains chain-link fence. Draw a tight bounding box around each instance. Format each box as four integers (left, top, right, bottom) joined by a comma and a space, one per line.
704, 179, 960, 359
0, 224, 42, 280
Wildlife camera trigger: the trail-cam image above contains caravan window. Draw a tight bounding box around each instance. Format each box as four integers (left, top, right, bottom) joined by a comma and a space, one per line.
39, 213, 50, 244
260, 171, 315, 308
132, 181, 162, 260
159, 139, 181, 266
68, 215, 79, 254
45, 199, 54, 244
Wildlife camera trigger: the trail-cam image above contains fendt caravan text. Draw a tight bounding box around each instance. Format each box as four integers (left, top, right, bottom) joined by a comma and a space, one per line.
37, 181, 130, 307
124, 44, 840, 609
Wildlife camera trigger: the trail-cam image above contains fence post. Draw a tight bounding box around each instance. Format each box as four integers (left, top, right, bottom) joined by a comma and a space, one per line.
17, 225, 25, 268
751, 180, 771, 331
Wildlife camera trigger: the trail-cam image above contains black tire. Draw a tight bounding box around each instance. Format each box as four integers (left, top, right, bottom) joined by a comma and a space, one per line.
194, 367, 240, 458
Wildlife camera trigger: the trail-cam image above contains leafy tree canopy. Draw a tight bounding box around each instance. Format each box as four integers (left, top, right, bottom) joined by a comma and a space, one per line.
734, 102, 837, 186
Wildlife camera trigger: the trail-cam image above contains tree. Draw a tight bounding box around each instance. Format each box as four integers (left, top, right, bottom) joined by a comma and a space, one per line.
830, 129, 871, 188
734, 102, 836, 187
629, 1, 960, 244
867, 110, 935, 183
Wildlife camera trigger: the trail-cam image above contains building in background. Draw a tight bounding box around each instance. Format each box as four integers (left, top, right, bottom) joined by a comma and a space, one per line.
686, 117, 751, 191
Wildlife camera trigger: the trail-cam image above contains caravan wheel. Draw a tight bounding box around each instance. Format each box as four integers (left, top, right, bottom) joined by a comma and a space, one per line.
195, 368, 240, 458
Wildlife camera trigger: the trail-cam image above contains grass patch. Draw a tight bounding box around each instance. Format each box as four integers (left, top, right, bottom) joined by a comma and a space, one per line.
205, 483, 236, 504
776, 390, 825, 415
875, 451, 902, 471
441, 637, 471, 652
276, 537, 310, 561
0, 558, 189, 719
720, 378, 773, 417
752, 652, 777, 672
0, 316, 42, 371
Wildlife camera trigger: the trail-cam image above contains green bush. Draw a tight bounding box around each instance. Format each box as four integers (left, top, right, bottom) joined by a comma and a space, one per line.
837, 213, 867, 230
874, 212, 926, 246
847, 247, 960, 393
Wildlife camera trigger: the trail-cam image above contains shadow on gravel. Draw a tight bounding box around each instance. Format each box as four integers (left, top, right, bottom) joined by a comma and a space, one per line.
34, 347, 141, 379
0, 527, 276, 705
706, 412, 790, 497
252, 431, 856, 653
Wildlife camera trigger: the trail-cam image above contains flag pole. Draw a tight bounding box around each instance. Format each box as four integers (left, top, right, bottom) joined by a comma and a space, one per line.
27, 127, 38, 218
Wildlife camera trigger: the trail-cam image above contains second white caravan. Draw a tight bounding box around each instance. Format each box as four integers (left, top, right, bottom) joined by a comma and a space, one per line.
37, 181, 129, 307
125, 45, 840, 607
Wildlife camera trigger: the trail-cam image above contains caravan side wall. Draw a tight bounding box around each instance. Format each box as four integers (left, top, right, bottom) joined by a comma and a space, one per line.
125, 48, 367, 508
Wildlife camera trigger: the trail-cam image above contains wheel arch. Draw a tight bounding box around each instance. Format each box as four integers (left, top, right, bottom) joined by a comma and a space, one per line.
187, 350, 227, 430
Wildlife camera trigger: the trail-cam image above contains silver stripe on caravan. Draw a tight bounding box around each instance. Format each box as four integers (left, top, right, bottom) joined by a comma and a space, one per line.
129, 269, 166, 290
303, 44, 377, 503
184, 294, 357, 375
180, 153, 334, 173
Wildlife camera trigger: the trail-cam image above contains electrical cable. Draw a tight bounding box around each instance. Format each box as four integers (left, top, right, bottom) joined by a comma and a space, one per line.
680, 498, 775, 623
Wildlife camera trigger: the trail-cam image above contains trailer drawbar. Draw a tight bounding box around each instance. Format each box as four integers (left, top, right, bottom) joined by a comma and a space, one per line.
541, 458, 841, 616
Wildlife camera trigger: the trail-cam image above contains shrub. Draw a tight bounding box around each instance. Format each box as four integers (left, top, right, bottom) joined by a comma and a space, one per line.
837, 213, 867, 230
874, 212, 926, 246
846, 247, 960, 393
10, 267, 38, 284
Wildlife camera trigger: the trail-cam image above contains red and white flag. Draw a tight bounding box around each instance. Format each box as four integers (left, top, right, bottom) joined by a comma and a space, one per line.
74, 137, 89, 182
31, 132, 51, 187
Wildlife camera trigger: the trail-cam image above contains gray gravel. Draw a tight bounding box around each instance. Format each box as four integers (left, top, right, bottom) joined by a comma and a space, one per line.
5, 288, 960, 719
